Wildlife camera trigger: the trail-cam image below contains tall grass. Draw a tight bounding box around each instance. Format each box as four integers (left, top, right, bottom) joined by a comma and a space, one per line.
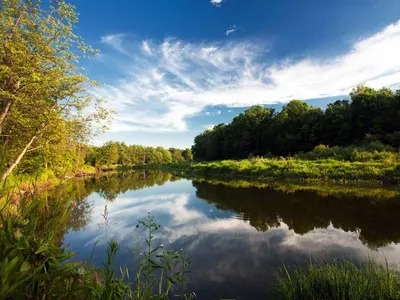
275, 258, 400, 300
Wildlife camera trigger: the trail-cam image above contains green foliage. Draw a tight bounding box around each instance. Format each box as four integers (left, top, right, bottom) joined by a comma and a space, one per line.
0, 196, 90, 299
0, 0, 111, 182
275, 258, 400, 300
0, 194, 192, 299
97, 141, 120, 168
192, 86, 400, 161
181, 148, 193, 162
91, 142, 193, 169
135, 212, 194, 299
157, 156, 400, 183
295, 142, 398, 162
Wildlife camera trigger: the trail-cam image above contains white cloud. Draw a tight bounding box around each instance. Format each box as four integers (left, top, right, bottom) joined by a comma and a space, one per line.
96, 20, 400, 133
226, 25, 236, 36
142, 40, 152, 55
210, 0, 224, 6
100, 33, 129, 55
202, 124, 216, 130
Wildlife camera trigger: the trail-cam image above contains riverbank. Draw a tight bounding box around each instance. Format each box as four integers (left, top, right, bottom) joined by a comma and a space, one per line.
0, 165, 100, 198
134, 157, 400, 185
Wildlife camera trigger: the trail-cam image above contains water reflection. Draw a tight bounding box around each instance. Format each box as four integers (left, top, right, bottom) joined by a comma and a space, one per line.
47, 171, 400, 299
192, 181, 400, 248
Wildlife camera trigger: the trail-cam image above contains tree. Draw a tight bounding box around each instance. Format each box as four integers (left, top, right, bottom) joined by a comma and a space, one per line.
117, 142, 130, 165
97, 142, 119, 168
156, 146, 172, 164
0, 0, 111, 181
181, 148, 193, 161
169, 148, 185, 163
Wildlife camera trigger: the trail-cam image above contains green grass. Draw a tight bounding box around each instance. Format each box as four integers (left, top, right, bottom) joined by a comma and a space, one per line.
275, 259, 400, 300
145, 157, 400, 184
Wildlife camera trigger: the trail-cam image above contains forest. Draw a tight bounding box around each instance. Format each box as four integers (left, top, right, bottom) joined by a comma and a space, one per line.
192, 86, 400, 161
87, 142, 193, 169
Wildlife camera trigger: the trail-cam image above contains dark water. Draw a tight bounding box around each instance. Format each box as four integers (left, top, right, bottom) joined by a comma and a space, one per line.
52, 171, 400, 299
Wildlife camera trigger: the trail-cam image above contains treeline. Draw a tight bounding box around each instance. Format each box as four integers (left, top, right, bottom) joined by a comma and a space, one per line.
86, 142, 193, 169
192, 86, 400, 161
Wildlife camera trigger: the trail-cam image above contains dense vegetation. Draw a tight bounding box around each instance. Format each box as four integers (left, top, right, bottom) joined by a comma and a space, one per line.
149, 154, 400, 183
0, 0, 112, 183
88, 142, 193, 170
192, 86, 400, 161
275, 259, 400, 300
0, 194, 193, 299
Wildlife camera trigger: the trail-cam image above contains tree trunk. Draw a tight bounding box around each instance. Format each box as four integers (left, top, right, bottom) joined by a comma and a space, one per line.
0, 101, 13, 134
1, 135, 37, 181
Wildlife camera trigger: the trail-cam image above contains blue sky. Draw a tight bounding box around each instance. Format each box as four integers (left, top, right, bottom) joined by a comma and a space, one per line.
71, 0, 400, 148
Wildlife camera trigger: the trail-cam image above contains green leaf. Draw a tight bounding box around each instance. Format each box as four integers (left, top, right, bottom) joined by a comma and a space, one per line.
148, 259, 162, 269
35, 243, 49, 254
20, 261, 31, 272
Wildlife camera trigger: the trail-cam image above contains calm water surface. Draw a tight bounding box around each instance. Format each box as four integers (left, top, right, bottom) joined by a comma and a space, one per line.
53, 171, 400, 299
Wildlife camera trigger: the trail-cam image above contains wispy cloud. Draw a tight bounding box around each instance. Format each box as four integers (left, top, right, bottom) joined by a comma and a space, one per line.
100, 33, 129, 55
96, 20, 400, 133
210, 0, 224, 7
142, 40, 152, 55
226, 25, 236, 36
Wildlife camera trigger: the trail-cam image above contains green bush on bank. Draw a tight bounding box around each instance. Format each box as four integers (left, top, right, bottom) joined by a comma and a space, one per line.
295, 143, 399, 162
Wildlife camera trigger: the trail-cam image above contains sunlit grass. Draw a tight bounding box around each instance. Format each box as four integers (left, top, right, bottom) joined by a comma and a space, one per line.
154, 157, 400, 184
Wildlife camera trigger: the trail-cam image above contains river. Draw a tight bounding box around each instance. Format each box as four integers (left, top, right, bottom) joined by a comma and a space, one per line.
49, 170, 400, 299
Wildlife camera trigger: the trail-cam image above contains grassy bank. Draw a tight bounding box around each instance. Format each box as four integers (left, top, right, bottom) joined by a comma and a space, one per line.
138, 157, 400, 184
275, 259, 400, 300
1, 165, 99, 196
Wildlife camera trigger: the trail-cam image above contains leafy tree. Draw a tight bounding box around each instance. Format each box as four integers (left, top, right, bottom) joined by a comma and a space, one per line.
181, 148, 193, 161
0, 0, 111, 181
117, 142, 130, 166
156, 146, 172, 164
169, 148, 185, 163
97, 142, 119, 168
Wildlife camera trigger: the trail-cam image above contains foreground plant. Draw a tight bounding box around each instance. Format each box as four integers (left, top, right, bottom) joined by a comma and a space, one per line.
275, 258, 400, 300
0, 196, 88, 298
0, 193, 193, 299
135, 212, 195, 299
